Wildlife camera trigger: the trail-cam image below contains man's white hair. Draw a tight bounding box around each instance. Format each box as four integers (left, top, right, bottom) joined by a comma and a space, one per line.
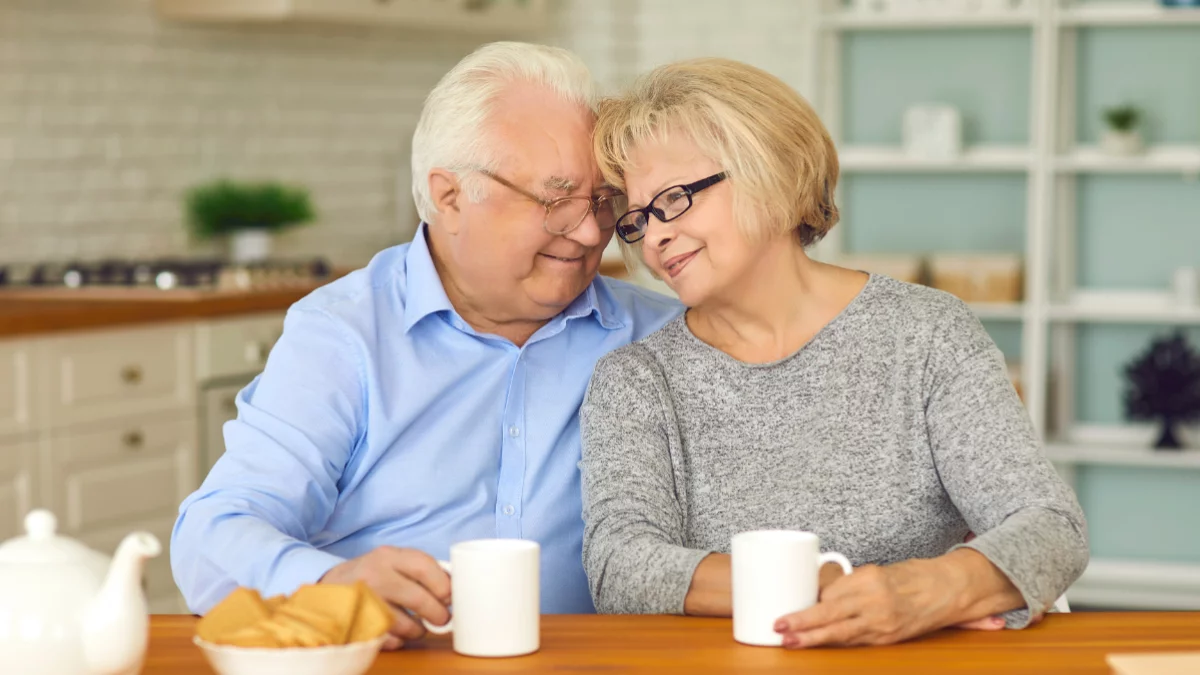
411, 42, 597, 224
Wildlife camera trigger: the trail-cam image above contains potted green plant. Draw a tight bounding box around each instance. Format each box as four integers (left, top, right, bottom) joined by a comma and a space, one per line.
1101, 103, 1143, 156
185, 180, 315, 262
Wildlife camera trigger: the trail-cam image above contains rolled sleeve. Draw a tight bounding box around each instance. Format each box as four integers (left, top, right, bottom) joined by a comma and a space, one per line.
172, 307, 364, 614
926, 301, 1089, 628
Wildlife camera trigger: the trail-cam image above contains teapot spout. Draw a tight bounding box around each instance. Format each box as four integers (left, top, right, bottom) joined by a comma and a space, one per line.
81, 531, 161, 675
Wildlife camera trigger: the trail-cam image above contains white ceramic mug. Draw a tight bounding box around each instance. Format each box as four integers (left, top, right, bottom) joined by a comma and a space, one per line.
422, 539, 540, 657
731, 530, 854, 647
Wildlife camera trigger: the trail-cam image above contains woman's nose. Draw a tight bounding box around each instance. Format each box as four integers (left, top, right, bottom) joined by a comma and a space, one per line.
646, 218, 674, 251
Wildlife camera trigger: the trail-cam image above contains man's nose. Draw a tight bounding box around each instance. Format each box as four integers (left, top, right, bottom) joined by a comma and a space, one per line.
565, 209, 602, 247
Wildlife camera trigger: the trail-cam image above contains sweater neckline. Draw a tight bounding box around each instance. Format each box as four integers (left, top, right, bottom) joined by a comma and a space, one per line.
673, 273, 878, 370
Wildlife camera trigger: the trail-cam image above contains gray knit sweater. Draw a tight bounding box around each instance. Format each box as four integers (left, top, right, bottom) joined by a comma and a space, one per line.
579, 274, 1088, 628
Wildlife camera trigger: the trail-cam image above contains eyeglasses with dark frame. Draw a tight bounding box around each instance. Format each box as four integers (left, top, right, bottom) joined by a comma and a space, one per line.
614, 172, 727, 244
474, 169, 625, 236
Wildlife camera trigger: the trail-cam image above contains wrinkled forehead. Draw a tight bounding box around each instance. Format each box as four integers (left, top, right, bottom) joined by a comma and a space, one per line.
488, 90, 604, 193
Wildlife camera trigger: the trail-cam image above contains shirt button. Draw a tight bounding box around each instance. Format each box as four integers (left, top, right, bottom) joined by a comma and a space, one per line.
508, 426, 520, 437
503, 505, 516, 516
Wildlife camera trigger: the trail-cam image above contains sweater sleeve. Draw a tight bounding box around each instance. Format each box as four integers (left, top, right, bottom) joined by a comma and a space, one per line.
924, 300, 1089, 628
579, 345, 713, 615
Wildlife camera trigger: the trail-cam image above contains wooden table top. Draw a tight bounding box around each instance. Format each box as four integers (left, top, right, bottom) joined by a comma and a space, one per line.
0, 282, 335, 338
148, 612, 1200, 674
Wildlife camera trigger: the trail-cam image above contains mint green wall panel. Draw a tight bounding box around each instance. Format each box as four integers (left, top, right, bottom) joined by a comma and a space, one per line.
842, 30, 1031, 145
1076, 176, 1200, 291
1076, 465, 1200, 563
1076, 27, 1200, 145
840, 175, 1027, 253
982, 321, 1022, 361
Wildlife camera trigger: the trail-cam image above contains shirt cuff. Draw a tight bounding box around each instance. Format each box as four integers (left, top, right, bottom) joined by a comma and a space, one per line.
261, 545, 347, 598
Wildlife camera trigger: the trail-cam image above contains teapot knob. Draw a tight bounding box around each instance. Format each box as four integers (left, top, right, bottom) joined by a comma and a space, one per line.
24, 510, 58, 540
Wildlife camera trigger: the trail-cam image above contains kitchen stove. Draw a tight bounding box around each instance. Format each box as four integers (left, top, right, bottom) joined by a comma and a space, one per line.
0, 257, 332, 296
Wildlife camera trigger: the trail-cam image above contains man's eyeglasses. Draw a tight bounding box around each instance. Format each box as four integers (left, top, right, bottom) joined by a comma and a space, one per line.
614, 173, 727, 244
475, 169, 625, 236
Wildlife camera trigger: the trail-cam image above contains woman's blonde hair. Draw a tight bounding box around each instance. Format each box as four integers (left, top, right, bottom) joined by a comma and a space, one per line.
594, 58, 839, 253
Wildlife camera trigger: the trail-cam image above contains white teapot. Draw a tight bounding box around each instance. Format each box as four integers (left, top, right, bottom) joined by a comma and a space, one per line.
0, 510, 161, 675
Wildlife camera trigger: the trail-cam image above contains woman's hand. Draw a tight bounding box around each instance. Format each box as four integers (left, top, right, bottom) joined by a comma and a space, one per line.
773, 549, 1025, 648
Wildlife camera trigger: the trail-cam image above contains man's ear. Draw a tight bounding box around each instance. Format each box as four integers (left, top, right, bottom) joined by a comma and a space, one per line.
429, 169, 463, 235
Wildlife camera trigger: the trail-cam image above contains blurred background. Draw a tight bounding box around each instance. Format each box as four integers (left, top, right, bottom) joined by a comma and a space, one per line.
1, 0, 1198, 612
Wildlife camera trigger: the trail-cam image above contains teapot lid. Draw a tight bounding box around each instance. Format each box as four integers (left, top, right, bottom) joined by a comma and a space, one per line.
0, 510, 109, 567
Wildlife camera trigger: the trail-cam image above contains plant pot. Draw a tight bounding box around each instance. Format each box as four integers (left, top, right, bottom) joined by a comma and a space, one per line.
1154, 418, 1184, 451
1101, 129, 1143, 156
230, 229, 271, 263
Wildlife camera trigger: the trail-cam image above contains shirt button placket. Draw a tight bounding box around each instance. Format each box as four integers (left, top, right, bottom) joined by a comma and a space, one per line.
497, 351, 527, 536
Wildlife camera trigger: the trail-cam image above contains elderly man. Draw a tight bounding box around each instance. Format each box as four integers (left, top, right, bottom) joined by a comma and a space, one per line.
171, 42, 679, 648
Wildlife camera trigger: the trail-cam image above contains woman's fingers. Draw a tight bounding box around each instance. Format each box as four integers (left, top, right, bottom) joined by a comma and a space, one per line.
955, 616, 1006, 631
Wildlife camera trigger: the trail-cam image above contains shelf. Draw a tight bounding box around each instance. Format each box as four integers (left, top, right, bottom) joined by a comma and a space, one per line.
1045, 443, 1200, 469
1060, 3, 1200, 26
1048, 292, 1200, 324
1056, 145, 1200, 174
838, 145, 1032, 173
822, 11, 1035, 30
970, 302, 1024, 321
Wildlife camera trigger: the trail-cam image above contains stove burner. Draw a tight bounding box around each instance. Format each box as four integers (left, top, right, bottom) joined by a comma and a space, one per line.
0, 258, 332, 291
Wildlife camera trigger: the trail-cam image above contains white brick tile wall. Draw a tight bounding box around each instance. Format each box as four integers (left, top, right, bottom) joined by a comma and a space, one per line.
0, 0, 489, 266
0, 0, 814, 267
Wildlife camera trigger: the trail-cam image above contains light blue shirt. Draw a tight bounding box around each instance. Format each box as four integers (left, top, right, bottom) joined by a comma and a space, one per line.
171, 226, 679, 615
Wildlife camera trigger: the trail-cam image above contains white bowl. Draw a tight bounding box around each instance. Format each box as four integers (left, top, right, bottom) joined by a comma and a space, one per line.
194, 635, 387, 675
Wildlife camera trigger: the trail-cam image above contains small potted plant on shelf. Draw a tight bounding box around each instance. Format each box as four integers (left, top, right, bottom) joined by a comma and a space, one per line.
1123, 330, 1200, 450
185, 179, 315, 262
1100, 103, 1143, 156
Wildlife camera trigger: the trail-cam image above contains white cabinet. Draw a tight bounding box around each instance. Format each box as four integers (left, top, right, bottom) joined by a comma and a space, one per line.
79, 514, 186, 615
0, 342, 33, 438
154, 0, 550, 34
5, 313, 284, 613
0, 436, 38, 542
41, 325, 194, 428
45, 413, 196, 535
199, 383, 244, 481
195, 314, 282, 382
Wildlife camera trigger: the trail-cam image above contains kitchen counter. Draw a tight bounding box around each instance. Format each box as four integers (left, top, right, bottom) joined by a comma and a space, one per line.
0, 262, 635, 339
0, 284, 331, 338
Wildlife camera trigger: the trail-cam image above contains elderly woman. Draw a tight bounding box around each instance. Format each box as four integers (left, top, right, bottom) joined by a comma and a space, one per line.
579, 58, 1088, 648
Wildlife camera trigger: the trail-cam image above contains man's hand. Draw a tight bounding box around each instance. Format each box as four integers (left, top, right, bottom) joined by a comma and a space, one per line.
320, 546, 451, 650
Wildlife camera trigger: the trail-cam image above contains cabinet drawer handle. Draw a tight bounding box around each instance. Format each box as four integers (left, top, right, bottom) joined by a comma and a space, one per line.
120, 366, 143, 385
123, 430, 145, 449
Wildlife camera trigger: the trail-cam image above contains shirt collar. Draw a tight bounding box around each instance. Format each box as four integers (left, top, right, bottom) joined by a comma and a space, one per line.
402, 223, 456, 333
403, 222, 628, 334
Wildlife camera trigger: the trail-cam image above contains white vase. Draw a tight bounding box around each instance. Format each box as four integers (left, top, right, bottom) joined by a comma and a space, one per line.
1101, 129, 1143, 156
230, 229, 271, 263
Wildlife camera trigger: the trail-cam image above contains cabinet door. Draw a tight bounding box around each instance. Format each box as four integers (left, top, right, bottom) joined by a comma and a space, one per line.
0, 436, 37, 541
195, 314, 283, 382
78, 514, 188, 615
46, 413, 196, 536
200, 383, 245, 482
42, 325, 193, 429
0, 341, 33, 437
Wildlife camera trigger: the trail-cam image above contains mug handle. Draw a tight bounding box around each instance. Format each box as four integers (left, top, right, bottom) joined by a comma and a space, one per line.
421, 560, 454, 635
818, 552, 853, 577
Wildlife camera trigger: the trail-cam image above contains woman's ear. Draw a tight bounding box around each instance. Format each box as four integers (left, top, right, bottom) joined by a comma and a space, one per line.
428, 169, 463, 234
